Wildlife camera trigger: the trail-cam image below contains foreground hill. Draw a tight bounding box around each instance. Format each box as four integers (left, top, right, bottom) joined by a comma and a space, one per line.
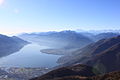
30, 64, 120, 80
51, 71, 120, 80
30, 64, 99, 80
0, 34, 29, 57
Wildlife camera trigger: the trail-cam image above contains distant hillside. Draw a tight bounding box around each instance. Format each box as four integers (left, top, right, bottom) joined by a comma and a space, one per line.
81, 32, 120, 41
19, 30, 93, 49
94, 32, 120, 41
0, 34, 29, 57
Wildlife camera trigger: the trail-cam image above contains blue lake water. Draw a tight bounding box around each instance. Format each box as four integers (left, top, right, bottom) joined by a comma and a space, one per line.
0, 44, 60, 68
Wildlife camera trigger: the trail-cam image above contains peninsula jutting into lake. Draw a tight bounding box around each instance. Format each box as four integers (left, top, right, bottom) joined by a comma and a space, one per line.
0, 0, 120, 80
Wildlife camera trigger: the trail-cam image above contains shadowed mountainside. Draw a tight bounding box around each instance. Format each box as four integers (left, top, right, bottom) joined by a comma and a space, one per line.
51, 71, 120, 80
85, 42, 120, 73
0, 34, 29, 57
30, 64, 120, 80
30, 64, 99, 80
58, 36, 120, 72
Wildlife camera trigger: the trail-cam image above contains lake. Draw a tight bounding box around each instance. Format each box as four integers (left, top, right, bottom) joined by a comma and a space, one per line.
0, 43, 60, 68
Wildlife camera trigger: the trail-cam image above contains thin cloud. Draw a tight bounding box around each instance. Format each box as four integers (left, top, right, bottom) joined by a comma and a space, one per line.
0, 0, 5, 6
14, 9, 20, 14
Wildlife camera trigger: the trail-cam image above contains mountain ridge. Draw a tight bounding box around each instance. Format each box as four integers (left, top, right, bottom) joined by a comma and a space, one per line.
0, 34, 29, 57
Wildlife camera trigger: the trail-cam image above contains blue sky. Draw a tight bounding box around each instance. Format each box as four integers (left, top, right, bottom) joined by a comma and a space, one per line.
0, 0, 120, 35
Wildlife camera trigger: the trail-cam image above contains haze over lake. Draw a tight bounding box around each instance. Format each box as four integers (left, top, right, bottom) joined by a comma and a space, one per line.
0, 43, 60, 68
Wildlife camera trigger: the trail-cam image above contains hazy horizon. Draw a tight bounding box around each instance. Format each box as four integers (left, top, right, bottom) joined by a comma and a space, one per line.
7, 29, 120, 36
0, 0, 120, 35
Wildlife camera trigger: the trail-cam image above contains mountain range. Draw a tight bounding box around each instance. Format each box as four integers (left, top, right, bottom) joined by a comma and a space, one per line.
19, 30, 94, 49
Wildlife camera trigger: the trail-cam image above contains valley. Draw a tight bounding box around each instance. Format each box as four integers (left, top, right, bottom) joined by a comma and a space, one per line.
0, 31, 120, 80
1, 0, 120, 79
